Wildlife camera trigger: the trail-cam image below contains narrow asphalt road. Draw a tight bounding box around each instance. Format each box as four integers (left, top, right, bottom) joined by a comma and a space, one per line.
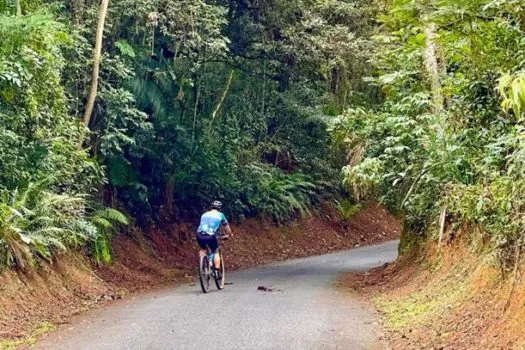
36, 240, 398, 350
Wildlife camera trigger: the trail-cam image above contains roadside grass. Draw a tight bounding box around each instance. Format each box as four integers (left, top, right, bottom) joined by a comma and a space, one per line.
369, 240, 520, 347
373, 269, 470, 329
337, 231, 524, 348
0, 322, 56, 350
371, 250, 499, 330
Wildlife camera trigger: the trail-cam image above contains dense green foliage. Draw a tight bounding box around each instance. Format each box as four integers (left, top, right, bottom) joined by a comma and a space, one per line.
92, 0, 374, 222
0, 0, 373, 268
0, 9, 108, 268
334, 0, 525, 268
4, 0, 523, 271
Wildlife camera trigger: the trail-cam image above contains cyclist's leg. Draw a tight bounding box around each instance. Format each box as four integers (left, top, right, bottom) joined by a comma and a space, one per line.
209, 236, 220, 269
213, 252, 221, 269
196, 232, 208, 258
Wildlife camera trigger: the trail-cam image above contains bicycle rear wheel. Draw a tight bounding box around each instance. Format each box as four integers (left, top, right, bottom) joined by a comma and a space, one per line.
214, 252, 225, 290
199, 255, 211, 293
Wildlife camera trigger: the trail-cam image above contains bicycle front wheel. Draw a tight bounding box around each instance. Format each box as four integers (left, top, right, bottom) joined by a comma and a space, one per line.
199, 255, 211, 293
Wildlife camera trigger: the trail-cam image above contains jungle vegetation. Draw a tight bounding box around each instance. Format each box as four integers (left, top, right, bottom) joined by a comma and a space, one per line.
0, 0, 373, 268
1, 0, 524, 271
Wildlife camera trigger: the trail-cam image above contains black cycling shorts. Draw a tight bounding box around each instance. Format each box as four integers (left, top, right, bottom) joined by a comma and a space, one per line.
196, 232, 219, 252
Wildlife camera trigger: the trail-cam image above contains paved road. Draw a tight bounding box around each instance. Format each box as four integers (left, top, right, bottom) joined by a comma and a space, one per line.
37, 240, 398, 350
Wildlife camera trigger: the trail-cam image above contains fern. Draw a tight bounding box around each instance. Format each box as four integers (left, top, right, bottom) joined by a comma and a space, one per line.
0, 181, 130, 268
0, 183, 89, 268
92, 234, 112, 265
334, 199, 361, 221
243, 163, 324, 223
89, 208, 129, 265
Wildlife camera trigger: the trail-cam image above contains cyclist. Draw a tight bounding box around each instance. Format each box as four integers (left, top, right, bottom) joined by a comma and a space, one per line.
196, 200, 232, 276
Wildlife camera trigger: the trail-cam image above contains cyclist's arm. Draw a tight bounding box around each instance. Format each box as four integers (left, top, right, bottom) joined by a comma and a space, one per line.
220, 213, 232, 236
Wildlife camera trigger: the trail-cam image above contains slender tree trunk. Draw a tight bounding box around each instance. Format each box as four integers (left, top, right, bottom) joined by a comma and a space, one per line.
209, 70, 235, 129
423, 22, 444, 113
438, 205, 447, 246
15, 0, 22, 17
151, 28, 155, 56
191, 82, 201, 149
82, 0, 109, 128
261, 59, 266, 115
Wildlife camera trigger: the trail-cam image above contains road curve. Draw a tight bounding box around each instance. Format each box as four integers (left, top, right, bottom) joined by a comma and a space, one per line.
36, 240, 398, 350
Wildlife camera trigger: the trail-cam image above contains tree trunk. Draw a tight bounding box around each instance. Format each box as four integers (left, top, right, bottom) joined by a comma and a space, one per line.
191, 82, 201, 148
423, 22, 444, 113
15, 0, 22, 16
209, 69, 235, 129
82, 0, 109, 128
438, 205, 447, 246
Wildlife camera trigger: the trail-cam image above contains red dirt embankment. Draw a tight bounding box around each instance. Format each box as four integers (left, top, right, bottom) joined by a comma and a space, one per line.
337, 234, 525, 350
0, 203, 400, 343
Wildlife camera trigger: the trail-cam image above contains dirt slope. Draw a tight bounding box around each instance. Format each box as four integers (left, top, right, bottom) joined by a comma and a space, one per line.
0, 203, 400, 346
337, 237, 525, 349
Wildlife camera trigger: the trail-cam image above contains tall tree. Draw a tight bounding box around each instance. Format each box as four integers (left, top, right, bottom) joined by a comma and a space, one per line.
423, 22, 444, 113
82, 0, 109, 128
15, 0, 21, 16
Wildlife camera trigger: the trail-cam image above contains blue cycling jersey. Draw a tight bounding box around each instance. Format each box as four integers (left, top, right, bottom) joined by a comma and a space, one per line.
197, 210, 228, 235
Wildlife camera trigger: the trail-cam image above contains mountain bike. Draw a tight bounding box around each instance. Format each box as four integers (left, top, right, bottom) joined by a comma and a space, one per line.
198, 235, 227, 293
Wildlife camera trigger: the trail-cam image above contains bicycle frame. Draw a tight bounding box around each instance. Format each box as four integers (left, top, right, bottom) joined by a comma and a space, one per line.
208, 251, 215, 266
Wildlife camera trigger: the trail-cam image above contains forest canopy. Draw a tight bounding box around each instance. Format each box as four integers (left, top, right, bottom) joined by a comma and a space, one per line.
1, 0, 525, 271
0, 0, 374, 268
334, 0, 525, 269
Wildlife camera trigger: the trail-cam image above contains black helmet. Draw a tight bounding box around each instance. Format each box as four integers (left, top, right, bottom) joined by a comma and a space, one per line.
211, 200, 223, 210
